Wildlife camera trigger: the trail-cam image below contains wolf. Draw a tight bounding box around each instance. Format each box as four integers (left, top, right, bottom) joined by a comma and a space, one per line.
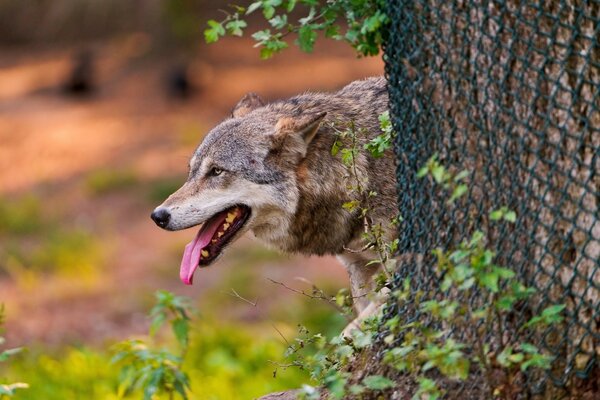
151, 77, 397, 332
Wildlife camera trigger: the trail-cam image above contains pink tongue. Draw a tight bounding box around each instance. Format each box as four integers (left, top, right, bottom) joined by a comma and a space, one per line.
179, 212, 227, 285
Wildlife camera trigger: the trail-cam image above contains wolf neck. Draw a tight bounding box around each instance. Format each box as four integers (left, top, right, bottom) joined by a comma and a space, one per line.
252, 76, 392, 256
271, 130, 367, 256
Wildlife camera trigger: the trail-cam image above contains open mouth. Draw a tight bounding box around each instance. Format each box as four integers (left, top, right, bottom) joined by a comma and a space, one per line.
179, 205, 251, 285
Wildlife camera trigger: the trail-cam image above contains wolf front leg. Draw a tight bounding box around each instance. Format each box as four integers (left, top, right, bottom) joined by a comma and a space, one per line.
337, 251, 387, 336
337, 251, 381, 313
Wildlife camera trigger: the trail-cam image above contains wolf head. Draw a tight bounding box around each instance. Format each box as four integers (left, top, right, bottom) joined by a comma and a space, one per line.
151, 93, 327, 284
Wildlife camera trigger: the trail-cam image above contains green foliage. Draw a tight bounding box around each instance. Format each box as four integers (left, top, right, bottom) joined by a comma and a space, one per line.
364, 111, 395, 158
287, 156, 566, 399
204, 0, 389, 58
0, 196, 42, 235
0, 305, 28, 399
149, 290, 192, 346
0, 195, 102, 278
288, 321, 397, 399
85, 169, 138, 196
1, 223, 102, 279
112, 341, 189, 400
5, 318, 308, 400
489, 206, 517, 223
29, 230, 102, 275
112, 291, 193, 400
376, 164, 566, 399
417, 154, 469, 205
361, 375, 395, 390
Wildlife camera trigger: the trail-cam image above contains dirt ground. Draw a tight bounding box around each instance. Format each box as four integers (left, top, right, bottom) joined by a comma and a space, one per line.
0, 36, 384, 347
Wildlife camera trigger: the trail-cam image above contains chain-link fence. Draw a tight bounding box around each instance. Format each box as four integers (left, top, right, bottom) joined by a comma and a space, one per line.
382, 0, 599, 397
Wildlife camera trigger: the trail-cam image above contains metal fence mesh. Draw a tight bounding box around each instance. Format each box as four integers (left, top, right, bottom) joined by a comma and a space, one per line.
382, 0, 599, 397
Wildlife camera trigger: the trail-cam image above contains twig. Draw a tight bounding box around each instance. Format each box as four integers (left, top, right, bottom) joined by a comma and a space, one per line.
225, 288, 292, 346
267, 277, 354, 321
343, 242, 375, 253
226, 288, 257, 307
271, 323, 290, 347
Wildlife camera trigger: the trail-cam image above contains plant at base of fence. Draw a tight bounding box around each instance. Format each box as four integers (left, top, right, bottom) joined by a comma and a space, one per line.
282, 319, 394, 399
380, 160, 566, 399
0, 304, 28, 399
204, 0, 389, 58
112, 291, 194, 400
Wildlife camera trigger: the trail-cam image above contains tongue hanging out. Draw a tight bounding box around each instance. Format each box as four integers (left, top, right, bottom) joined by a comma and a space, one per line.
179, 205, 250, 285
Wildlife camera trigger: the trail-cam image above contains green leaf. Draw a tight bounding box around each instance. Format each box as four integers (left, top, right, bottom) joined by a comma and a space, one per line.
508, 353, 524, 363
480, 271, 499, 293
252, 29, 272, 43
496, 295, 516, 311
263, 5, 276, 19
325, 24, 341, 39
172, 318, 189, 347
342, 200, 360, 212
416, 165, 429, 178
149, 312, 166, 336
521, 353, 553, 371
448, 184, 468, 203
454, 170, 469, 182
331, 139, 341, 155
297, 25, 317, 52
286, 0, 297, 12
504, 210, 517, 222
541, 304, 566, 319
269, 14, 288, 29
495, 266, 515, 279
351, 330, 372, 349
0, 347, 22, 362
225, 20, 247, 37
362, 375, 395, 391
298, 6, 316, 25
0, 382, 29, 396
520, 343, 538, 354
204, 20, 225, 43
431, 165, 446, 183
246, 1, 263, 15
349, 384, 365, 395
489, 209, 503, 221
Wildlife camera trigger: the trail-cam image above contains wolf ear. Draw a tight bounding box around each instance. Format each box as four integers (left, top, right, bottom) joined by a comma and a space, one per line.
275, 112, 327, 145
232, 92, 265, 118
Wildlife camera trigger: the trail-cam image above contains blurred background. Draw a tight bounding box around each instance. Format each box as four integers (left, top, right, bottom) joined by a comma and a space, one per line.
0, 0, 383, 398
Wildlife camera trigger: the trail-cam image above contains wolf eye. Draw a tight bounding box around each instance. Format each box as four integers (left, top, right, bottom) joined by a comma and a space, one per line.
208, 167, 223, 177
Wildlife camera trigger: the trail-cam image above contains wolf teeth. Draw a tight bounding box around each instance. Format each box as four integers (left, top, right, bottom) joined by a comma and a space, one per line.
201, 250, 209, 258
218, 231, 224, 238
223, 223, 230, 230
225, 213, 236, 223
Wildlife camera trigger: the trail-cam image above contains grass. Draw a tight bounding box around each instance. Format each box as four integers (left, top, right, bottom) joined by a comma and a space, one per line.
0, 195, 103, 280
30, 230, 103, 275
145, 176, 183, 205
4, 318, 312, 400
0, 196, 43, 235
85, 169, 139, 196
1, 229, 102, 278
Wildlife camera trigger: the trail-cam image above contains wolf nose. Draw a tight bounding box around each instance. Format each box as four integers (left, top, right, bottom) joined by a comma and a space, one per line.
151, 208, 171, 228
